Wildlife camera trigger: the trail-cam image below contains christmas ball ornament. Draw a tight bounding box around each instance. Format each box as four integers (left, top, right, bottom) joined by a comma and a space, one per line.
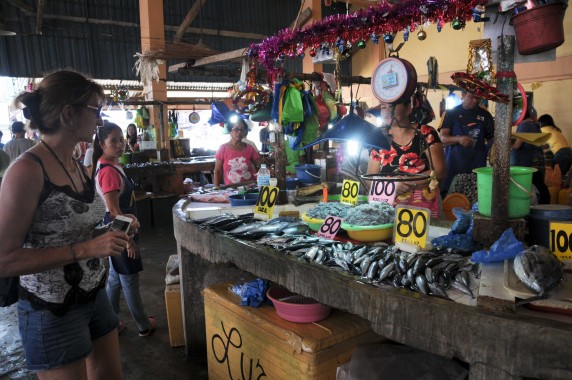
300, 53, 305, 59
452, 19, 462, 30
357, 40, 366, 49
417, 30, 427, 41
278, 53, 286, 61
383, 34, 394, 44
309, 48, 317, 57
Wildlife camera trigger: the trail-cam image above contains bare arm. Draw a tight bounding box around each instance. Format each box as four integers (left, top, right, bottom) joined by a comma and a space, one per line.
439, 128, 475, 147
213, 159, 224, 187
0, 158, 128, 277
512, 138, 524, 150
428, 142, 446, 181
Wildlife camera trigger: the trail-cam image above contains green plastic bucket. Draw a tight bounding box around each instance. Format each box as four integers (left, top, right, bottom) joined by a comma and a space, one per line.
473, 166, 537, 218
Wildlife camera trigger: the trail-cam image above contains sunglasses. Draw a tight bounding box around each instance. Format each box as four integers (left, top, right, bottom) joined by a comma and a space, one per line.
85, 104, 103, 118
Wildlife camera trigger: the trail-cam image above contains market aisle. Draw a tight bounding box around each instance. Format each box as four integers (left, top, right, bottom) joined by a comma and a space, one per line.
0, 226, 207, 380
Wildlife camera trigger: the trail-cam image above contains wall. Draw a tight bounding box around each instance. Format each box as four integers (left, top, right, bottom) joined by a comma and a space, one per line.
349, 8, 572, 143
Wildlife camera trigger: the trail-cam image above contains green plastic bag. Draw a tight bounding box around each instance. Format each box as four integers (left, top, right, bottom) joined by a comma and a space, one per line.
281, 80, 304, 124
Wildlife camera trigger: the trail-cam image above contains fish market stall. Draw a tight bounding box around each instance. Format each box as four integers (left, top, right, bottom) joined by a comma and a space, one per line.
173, 199, 572, 379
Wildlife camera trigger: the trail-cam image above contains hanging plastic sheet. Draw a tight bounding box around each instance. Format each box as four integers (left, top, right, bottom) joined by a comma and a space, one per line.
302, 113, 390, 150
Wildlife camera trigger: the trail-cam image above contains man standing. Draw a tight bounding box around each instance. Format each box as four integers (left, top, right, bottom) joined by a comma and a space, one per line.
3, 121, 36, 162
439, 91, 494, 196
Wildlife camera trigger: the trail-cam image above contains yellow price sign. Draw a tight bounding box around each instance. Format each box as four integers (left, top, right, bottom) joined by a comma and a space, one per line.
549, 221, 572, 262
393, 205, 430, 248
254, 186, 279, 220
340, 179, 359, 206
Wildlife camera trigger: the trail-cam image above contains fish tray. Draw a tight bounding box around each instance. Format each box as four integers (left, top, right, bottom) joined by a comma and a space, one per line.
503, 259, 572, 315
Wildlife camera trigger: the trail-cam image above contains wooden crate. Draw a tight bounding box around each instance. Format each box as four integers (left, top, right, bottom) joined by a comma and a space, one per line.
165, 284, 185, 347
203, 283, 384, 380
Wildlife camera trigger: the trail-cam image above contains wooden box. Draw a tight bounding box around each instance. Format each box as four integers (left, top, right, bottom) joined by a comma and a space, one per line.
203, 283, 383, 380
165, 284, 184, 347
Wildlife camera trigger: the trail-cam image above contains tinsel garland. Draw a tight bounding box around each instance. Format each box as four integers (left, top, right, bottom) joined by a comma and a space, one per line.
247, 0, 486, 74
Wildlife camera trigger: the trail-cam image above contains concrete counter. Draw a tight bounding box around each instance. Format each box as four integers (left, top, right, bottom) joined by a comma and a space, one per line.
173, 199, 572, 379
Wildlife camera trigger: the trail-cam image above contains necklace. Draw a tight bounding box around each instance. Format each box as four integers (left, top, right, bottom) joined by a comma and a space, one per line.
40, 140, 82, 193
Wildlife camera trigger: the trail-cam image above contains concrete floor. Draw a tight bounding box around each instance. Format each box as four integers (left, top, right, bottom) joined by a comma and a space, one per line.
0, 225, 208, 380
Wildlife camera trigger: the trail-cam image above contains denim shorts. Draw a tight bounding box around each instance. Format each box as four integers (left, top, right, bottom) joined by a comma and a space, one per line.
17, 289, 118, 371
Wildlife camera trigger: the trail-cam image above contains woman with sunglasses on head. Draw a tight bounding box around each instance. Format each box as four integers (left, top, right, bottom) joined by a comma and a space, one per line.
92, 122, 156, 339
213, 118, 262, 188
0, 70, 137, 379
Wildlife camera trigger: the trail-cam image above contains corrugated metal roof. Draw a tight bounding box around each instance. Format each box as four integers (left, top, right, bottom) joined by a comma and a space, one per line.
0, 0, 319, 81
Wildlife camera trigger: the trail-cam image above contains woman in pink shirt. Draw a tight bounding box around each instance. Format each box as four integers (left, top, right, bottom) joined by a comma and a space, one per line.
213, 119, 261, 188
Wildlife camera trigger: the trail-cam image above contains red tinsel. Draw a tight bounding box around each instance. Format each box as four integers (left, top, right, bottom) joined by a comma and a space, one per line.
248, 0, 486, 76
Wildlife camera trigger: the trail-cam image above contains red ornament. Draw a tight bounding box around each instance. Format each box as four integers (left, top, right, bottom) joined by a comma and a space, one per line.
309, 48, 317, 57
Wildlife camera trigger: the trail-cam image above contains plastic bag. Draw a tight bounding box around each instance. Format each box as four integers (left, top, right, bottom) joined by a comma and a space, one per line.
281, 80, 304, 124
450, 207, 473, 234
431, 233, 482, 252
230, 278, 268, 308
470, 228, 525, 263
314, 95, 330, 130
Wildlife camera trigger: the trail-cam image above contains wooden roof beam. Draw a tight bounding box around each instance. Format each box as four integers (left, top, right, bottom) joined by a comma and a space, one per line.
5, 0, 34, 13
35, 0, 44, 35
173, 0, 207, 44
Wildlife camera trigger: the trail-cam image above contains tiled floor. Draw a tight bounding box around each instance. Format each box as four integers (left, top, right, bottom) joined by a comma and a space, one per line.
0, 226, 207, 380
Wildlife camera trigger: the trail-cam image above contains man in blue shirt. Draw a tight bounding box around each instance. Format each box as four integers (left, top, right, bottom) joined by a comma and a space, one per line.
438, 91, 494, 196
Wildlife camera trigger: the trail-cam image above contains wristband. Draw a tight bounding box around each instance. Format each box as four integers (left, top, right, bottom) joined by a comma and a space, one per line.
68, 245, 78, 262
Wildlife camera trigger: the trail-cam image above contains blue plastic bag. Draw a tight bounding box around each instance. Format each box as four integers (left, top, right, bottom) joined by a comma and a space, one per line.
470, 228, 525, 263
230, 278, 268, 308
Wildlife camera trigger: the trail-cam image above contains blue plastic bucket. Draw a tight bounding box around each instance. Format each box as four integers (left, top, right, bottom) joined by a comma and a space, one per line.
528, 205, 572, 248
295, 164, 322, 184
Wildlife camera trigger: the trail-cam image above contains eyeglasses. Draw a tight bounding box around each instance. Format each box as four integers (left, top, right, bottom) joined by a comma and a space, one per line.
85, 104, 103, 118
231, 128, 247, 133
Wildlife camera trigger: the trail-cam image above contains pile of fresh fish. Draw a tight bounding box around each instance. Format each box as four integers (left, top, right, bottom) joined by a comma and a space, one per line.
189, 212, 480, 300
306, 202, 352, 219
255, 236, 479, 300
344, 202, 395, 226
189, 213, 311, 239
513, 246, 564, 301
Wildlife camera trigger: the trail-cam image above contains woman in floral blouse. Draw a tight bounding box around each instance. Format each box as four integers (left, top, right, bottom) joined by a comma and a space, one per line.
367, 99, 446, 218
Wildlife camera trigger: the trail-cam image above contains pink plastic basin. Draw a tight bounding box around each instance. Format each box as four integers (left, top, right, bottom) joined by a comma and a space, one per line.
266, 286, 331, 323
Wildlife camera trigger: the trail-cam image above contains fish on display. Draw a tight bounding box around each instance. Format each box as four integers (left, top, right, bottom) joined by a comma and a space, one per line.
513, 246, 564, 304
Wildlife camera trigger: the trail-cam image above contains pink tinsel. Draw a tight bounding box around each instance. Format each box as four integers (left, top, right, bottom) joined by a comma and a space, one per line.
247, 0, 486, 76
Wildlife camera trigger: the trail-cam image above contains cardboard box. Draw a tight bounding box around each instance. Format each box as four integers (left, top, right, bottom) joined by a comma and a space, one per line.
204, 283, 383, 380
165, 284, 184, 347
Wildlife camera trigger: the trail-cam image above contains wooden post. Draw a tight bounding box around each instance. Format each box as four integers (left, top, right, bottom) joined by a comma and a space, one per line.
491, 36, 515, 238
139, 0, 169, 157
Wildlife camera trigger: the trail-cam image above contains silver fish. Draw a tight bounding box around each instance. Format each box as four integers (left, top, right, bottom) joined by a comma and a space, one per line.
513, 248, 564, 296
451, 280, 474, 299
228, 221, 264, 234
378, 262, 395, 282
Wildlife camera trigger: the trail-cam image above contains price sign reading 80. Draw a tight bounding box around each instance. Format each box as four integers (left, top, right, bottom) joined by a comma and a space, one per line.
316, 216, 343, 240
369, 180, 396, 204
255, 186, 279, 219
340, 180, 359, 206
393, 205, 430, 248
549, 221, 572, 261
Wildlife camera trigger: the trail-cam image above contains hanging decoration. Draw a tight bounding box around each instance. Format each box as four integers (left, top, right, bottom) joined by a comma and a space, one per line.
111, 82, 130, 102
247, 0, 485, 76
231, 64, 272, 115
